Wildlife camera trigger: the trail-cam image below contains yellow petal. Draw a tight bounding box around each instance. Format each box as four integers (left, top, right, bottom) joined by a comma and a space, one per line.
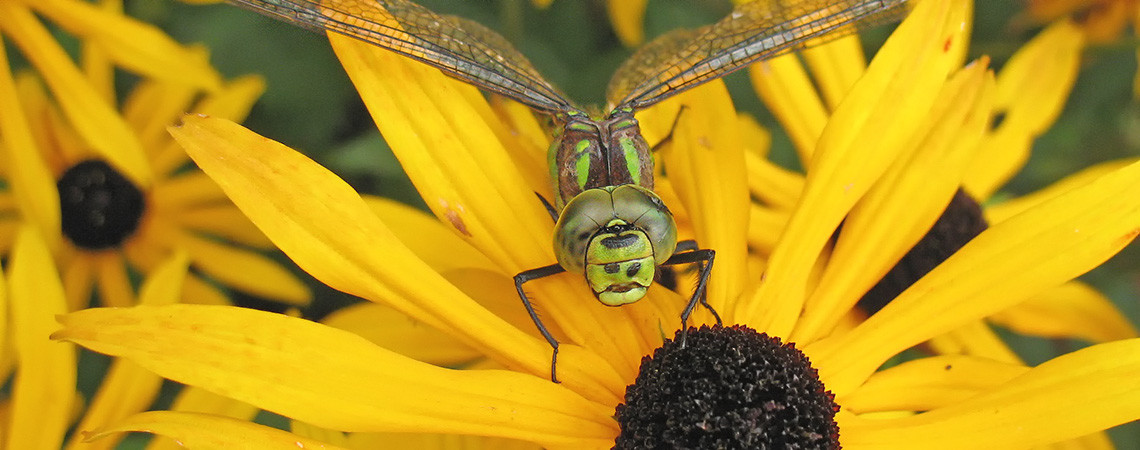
749, 53, 827, 162
0, 38, 61, 248
740, 0, 971, 335
988, 281, 1138, 342
146, 387, 261, 450
654, 80, 751, 312
0, 2, 152, 186
348, 432, 541, 450
840, 355, 1028, 414
7, 226, 74, 450
840, 339, 1140, 448
30, 0, 223, 89
177, 230, 312, 305
67, 252, 188, 448
925, 320, 1023, 364
88, 411, 345, 450
322, 302, 482, 367
169, 115, 624, 401
151, 171, 229, 208
171, 204, 275, 249
793, 61, 994, 344
55, 304, 618, 446
744, 150, 804, 211
121, 78, 196, 152
606, 0, 647, 46
362, 195, 497, 274
95, 250, 134, 307
65, 359, 163, 450
985, 158, 1137, 224
813, 158, 1140, 395
152, 75, 268, 177
747, 204, 787, 256
801, 35, 867, 110
964, 20, 1083, 199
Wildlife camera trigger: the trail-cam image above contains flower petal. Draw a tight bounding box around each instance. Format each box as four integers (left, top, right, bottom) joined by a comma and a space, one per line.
65, 253, 187, 449
840, 355, 1027, 414
152, 75, 268, 177
988, 281, 1138, 342
176, 230, 312, 306
171, 204, 275, 249
322, 302, 482, 367
749, 53, 827, 162
606, 0, 647, 46
840, 339, 1140, 448
793, 60, 994, 344
169, 115, 625, 401
30, 0, 223, 89
963, 20, 1083, 199
740, 0, 971, 336
801, 36, 868, 110
814, 158, 1140, 395
0, 2, 152, 186
0, 39, 61, 249
7, 226, 74, 450
985, 158, 1136, 225
925, 320, 1022, 364
362, 196, 497, 274
651, 81, 751, 312
54, 304, 618, 446
87, 411, 344, 450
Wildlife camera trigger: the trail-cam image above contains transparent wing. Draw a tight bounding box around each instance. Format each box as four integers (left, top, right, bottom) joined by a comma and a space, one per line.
229, 0, 579, 114
606, 0, 911, 110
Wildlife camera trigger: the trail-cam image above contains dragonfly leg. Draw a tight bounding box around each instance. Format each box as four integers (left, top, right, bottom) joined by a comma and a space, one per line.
662, 248, 718, 347
514, 263, 566, 383
534, 193, 559, 223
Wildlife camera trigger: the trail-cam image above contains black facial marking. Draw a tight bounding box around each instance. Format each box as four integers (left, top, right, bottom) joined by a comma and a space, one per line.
626, 262, 642, 278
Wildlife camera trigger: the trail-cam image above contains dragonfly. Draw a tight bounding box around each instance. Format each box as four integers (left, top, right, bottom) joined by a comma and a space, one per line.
226, 0, 911, 383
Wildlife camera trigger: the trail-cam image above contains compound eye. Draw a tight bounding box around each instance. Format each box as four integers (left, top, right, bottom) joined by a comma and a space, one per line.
610, 185, 678, 265
552, 189, 614, 273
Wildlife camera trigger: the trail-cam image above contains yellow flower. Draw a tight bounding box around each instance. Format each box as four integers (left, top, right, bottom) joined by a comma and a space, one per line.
51, 0, 1140, 447
0, 0, 310, 309
745, 11, 1138, 353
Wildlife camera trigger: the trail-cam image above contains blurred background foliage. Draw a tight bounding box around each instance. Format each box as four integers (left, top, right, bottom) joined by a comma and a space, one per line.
111, 0, 1139, 445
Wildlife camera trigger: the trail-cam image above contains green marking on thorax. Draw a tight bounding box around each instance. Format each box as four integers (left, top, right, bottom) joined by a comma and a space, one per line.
619, 136, 641, 185
574, 139, 592, 189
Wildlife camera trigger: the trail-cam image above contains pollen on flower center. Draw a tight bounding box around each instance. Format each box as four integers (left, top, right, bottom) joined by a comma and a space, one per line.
614, 325, 839, 449
859, 188, 988, 314
58, 159, 146, 250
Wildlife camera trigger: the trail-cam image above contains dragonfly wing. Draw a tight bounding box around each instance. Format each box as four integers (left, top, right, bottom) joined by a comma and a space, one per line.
230, 0, 577, 114
607, 0, 911, 111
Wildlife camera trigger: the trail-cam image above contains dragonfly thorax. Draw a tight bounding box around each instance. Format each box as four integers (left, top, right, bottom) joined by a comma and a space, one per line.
549, 109, 654, 210
553, 185, 678, 306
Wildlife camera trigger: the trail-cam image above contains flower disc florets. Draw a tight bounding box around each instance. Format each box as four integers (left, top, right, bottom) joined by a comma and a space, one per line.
58, 159, 145, 249
614, 325, 839, 449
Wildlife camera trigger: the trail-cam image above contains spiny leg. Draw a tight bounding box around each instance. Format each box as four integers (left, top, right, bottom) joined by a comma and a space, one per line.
662, 248, 718, 346
514, 263, 566, 383
672, 240, 720, 325
534, 192, 559, 223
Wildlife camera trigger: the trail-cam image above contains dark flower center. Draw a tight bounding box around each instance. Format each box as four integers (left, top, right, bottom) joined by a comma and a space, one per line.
858, 188, 988, 314
58, 159, 146, 250
615, 325, 839, 450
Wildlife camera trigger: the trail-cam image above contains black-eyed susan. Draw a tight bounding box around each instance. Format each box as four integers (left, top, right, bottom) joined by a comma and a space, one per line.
744, 10, 1138, 353
51, 0, 1140, 448
0, 0, 310, 310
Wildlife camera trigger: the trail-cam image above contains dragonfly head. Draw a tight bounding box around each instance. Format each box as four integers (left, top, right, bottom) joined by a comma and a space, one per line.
553, 185, 678, 306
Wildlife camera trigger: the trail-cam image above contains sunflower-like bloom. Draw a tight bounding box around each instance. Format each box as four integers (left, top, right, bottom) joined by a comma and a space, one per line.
52, 0, 1140, 448
0, 0, 311, 309
744, 9, 1138, 354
